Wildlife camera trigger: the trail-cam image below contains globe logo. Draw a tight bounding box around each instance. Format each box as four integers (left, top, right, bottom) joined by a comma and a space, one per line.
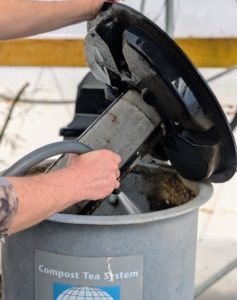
57, 286, 115, 300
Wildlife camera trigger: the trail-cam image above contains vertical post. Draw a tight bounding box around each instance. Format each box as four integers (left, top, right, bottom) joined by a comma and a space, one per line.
166, 0, 174, 38
140, 0, 146, 14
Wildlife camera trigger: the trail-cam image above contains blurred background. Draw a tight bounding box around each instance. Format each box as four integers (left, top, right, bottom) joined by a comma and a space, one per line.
0, 1, 237, 299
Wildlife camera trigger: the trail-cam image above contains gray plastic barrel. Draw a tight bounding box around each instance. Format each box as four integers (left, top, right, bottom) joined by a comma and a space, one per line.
1, 162, 213, 300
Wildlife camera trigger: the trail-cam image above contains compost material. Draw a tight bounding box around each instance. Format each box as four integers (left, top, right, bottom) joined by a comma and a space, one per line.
24, 162, 52, 177
132, 163, 196, 212
147, 170, 196, 211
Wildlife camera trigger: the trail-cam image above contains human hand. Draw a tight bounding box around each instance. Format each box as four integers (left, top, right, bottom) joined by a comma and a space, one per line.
85, 0, 120, 20
66, 150, 121, 201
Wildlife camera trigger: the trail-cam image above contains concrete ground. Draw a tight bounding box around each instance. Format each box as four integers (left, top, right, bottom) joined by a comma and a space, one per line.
0, 67, 237, 299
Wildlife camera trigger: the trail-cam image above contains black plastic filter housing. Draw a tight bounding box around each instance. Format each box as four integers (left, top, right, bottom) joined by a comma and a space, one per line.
85, 3, 237, 183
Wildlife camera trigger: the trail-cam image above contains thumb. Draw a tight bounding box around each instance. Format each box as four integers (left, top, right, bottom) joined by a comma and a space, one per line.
67, 153, 78, 166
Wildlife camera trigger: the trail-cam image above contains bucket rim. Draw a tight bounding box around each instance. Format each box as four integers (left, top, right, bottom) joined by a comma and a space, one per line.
47, 174, 213, 226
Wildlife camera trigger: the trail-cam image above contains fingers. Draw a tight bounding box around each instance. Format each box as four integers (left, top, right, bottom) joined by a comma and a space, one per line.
66, 148, 122, 201
116, 169, 120, 179
114, 180, 120, 190
113, 153, 122, 164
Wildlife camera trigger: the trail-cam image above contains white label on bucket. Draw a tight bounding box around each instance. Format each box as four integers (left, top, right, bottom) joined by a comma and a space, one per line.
35, 250, 143, 300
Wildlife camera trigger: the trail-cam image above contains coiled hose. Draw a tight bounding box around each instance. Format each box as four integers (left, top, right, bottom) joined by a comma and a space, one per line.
2, 141, 92, 177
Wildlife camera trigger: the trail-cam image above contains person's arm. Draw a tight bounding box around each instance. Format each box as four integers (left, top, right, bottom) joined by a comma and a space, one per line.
3, 150, 120, 235
0, 0, 118, 41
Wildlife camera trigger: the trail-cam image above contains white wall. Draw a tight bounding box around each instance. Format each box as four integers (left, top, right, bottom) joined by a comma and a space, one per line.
37, 0, 237, 39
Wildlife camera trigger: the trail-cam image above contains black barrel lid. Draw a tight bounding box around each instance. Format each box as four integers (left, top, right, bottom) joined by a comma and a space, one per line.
85, 3, 237, 183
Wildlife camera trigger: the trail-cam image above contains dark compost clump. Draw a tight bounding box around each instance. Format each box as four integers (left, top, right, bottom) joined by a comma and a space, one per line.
131, 163, 196, 212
